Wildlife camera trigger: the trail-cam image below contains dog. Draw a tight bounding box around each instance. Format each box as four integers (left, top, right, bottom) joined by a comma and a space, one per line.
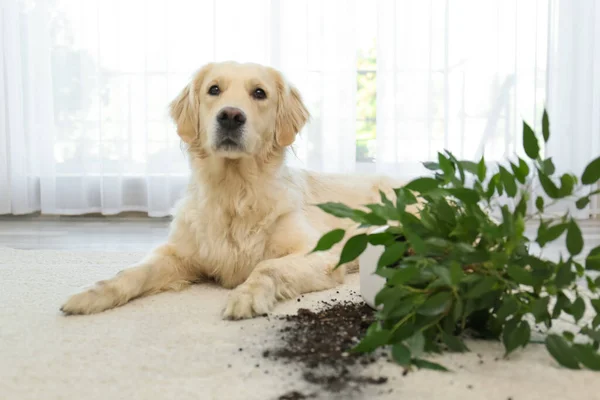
60, 61, 407, 319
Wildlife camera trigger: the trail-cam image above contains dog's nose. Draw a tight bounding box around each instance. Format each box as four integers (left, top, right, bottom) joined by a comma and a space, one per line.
217, 107, 246, 130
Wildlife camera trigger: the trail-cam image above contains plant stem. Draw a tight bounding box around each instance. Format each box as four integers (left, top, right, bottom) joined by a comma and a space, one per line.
400, 285, 428, 294
390, 313, 414, 334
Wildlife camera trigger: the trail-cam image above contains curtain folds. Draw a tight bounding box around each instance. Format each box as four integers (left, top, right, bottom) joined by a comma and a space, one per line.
1, 0, 357, 216
1, 0, 598, 218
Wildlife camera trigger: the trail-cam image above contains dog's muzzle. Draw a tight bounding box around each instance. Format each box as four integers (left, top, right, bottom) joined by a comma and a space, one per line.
216, 107, 246, 149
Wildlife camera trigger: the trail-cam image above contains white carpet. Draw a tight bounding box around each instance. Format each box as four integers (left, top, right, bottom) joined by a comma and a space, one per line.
1, 247, 598, 400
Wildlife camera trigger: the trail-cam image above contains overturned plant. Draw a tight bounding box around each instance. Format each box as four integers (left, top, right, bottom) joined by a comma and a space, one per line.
313, 110, 600, 371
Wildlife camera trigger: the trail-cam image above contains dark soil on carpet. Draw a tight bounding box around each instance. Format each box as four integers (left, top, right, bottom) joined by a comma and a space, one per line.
266, 300, 390, 397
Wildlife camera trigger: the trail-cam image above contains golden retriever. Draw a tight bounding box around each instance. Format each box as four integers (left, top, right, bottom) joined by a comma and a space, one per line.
60, 61, 403, 319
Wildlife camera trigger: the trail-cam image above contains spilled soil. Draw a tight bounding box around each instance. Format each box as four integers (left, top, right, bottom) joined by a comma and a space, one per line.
265, 299, 390, 398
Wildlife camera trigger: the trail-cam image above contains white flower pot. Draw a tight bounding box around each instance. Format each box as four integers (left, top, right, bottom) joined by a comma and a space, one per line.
359, 226, 388, 309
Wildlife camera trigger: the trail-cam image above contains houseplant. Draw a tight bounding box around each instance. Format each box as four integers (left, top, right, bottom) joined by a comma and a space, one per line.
312, 110, 600, 371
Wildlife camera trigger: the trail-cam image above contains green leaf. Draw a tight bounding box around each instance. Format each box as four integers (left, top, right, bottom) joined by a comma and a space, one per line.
447, 188, 480, 204
503, 319, 530, 355
582, 327, 600, 342
384, 297, 416, 319
555, 261, 575, 288
374, 267, 396, 279
496, 296, 519, 321
566, 220, 584, 256
423, 161, 440, 171
582, 156, 600, 185
417, 292, 453, 316
538, 172, 560, 199
430, 265, 452, 286
438, 153, 455, 180
352, 329, 391, 353
441, 331, 469, 352
425, 237, 452, 249
519, 157, 530, 179
537, 222, 568, 247
368, 232, 395, 245
391, 343, 411, 366
451, 299, 464, 323
558, 174, 576, 197
477, 156, 487, 181
402, 225, 426, 254
574, 261, 585, 277
511, 161, 527, 184
450, 262, 464, 285
523, 121, 540, 159
515, 321, 531, 351
499, 166, 518, 197
542, 158, 556, 175
567, 297, 585, 322
404, 177, 440, 193
374, 286, 408, 307
311, 229, 345, 252
388, 265, 420, 285
316, 202, 356, 218
317, 202, 387, 226
531, 297, 550, 322
446, 151, 465, 183
576, 196, 591, 210
337, 234, 368, 267
552, 292, 571, 318
465, 276, 497, 298
535, 196, 545, 212
358, 211, 389, 226
542, 109, 550, 142
593, 315, 600, 329
545, 334, 580, 369
586, 246, 600, 271
528, 256, 553, 284
366, 203, 399, 221
379, 189, 393, 205
405, 332, 426, 358
460, 160, 479, 175
572, 344, 600, 371
377, 242, 407, 268
413, 358, 450, 372
394, 187, 419, 207
507, 265, 534, 286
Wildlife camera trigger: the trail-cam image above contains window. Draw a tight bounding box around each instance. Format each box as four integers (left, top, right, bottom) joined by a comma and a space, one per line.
355, 1, 377, 164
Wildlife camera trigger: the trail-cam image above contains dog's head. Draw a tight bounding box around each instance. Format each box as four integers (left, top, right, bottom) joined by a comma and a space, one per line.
169, 62, 309, 159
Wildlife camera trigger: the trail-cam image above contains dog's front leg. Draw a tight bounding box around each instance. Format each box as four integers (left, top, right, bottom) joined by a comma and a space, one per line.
222, 250, 345, 319
60, 244, 198, 315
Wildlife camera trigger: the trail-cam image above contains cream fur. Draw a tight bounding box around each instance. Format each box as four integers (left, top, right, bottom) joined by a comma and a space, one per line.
60, 62, 410, 319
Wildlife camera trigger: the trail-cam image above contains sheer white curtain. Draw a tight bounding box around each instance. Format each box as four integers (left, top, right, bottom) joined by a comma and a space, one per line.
3, 0, 599, 218
375, 0, 599, 218
0, 0, 356, 216
1, 0, 53, 215
376, 0, 549, 179
546, 0, 600, 218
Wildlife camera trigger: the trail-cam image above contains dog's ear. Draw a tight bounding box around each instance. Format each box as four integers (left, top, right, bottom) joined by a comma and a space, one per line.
169, 64, 212, 143
274, 72, 309, 147
169, 83, 199, 143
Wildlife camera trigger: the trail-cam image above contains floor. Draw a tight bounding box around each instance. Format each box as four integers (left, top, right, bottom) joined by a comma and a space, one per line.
0, 215, 599, 254
2, 218, 600, 400
1, 217, 600, 400
0, 215, 170, 252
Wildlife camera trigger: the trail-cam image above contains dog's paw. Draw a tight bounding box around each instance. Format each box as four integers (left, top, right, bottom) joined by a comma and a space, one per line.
222, 283, 276, 320
60, 283, 120, 315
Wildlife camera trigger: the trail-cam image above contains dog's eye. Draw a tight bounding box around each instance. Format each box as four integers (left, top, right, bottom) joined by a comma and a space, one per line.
252, 88, 267, 100
208, 85, 220, 96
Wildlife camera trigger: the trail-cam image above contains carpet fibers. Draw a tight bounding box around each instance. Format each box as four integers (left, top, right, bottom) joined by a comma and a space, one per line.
0, 247, 598, 400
